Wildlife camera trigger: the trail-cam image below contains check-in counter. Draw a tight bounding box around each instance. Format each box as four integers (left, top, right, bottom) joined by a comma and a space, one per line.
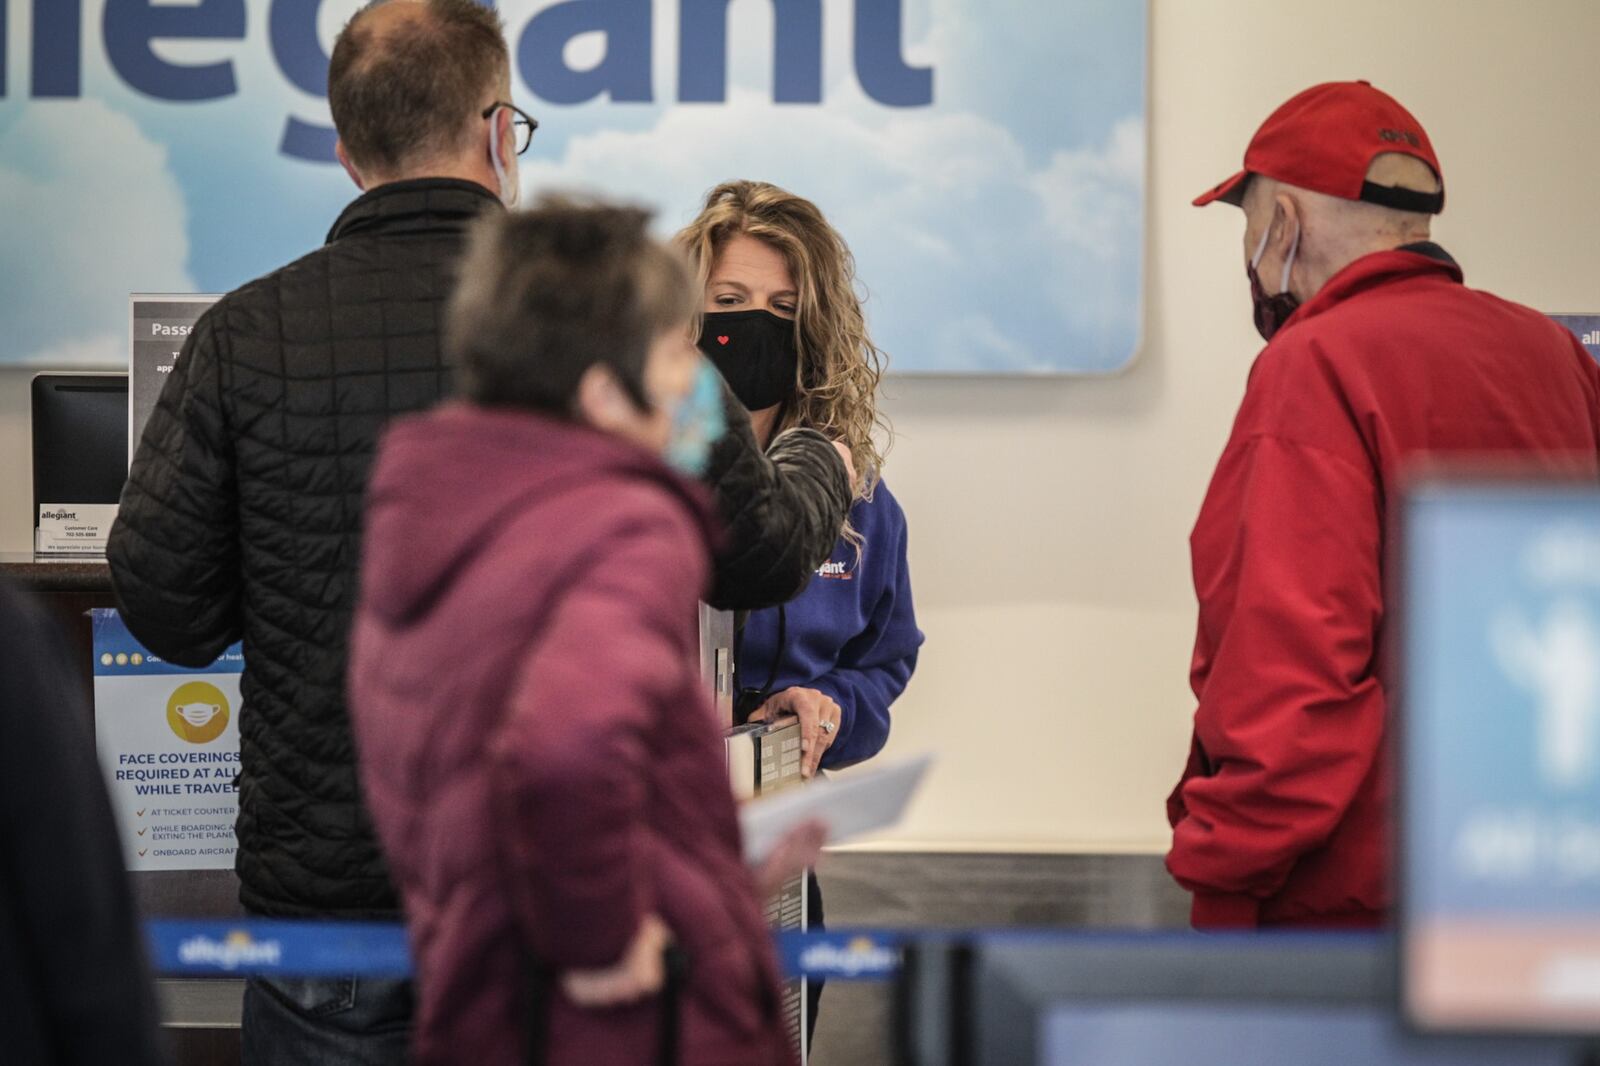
1, 554, 114, 703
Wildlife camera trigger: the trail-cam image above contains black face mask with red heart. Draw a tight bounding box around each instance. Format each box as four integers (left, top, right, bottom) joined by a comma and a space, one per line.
698, 309, 800, 412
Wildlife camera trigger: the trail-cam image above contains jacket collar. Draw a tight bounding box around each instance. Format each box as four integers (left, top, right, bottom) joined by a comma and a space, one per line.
1394, 240, 1457, 267
326, 177, 502, 245
1284, 243, 1464, 333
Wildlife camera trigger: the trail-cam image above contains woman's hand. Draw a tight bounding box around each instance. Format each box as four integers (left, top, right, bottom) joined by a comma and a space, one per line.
751, 687, 842, 778
753, 820, 828, 898
560, 914, 672, 1008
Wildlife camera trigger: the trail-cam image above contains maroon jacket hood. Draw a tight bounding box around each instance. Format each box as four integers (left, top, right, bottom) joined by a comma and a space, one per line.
360, 403, 718, 628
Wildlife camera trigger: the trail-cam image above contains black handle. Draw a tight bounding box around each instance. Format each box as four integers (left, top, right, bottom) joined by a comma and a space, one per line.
656, 945, 689, 1066
524, 944, 689, 1066
523, 954, 552, 1066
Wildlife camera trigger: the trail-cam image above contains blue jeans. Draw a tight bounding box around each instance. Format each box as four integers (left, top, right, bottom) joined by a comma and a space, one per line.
241, 975, 413, 1066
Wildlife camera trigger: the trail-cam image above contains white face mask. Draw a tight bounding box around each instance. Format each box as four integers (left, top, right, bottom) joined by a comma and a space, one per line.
490, 111, 520, 209
1250, 220, 1300, 295
1247, 218, 1302, 341
176, 702, 222, 728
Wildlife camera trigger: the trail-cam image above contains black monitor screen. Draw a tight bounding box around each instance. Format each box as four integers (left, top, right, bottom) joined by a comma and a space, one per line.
32, 374, 129, 516
929, 934, 1576, 1065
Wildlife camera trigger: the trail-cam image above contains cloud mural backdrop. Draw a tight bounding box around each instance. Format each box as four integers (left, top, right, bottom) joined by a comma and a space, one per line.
0, 0, 1145, 374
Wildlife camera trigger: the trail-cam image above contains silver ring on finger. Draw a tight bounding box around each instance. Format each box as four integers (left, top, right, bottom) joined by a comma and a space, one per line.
819, 719, 837, 735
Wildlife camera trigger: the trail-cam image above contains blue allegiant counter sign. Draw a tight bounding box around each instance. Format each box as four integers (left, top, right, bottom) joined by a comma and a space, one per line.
145, 920, 904, 981
1, 1, 1146, 374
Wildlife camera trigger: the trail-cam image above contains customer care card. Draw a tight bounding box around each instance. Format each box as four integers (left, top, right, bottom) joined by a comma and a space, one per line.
35, 503, 119, 555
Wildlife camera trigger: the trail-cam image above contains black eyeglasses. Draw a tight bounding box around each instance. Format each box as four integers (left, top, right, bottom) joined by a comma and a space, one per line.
482, 102, 538, 156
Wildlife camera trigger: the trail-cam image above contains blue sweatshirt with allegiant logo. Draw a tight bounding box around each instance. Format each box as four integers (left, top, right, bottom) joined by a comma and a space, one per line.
738, 479, 923, 770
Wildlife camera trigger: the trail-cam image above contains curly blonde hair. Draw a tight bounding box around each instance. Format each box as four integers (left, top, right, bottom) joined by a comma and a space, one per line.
675, 180, 890, 502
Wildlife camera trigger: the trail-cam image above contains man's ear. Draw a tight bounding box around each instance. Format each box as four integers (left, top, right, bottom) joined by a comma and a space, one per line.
1272, 191, 1301, 247
486, 107, 509, 169
335, 140, 366, 191
575, 364, 633, 433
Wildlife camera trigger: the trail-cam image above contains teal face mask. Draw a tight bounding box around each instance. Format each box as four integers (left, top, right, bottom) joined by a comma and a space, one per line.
663, 358, 726, 478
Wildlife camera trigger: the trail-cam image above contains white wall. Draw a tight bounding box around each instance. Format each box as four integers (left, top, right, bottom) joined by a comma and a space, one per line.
4, 0, 1600, 852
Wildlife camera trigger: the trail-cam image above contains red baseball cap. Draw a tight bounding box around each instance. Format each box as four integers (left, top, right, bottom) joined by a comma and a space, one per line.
1194, 80, 1444, 213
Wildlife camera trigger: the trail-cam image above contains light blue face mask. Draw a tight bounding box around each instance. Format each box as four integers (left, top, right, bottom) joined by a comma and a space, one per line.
662, 358, 727, 479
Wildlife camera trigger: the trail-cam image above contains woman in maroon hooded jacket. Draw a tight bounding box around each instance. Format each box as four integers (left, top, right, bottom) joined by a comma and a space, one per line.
348, 199, 818, 1066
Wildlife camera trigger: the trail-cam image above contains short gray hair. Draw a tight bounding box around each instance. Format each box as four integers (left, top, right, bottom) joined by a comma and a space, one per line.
448, 197, 699, 414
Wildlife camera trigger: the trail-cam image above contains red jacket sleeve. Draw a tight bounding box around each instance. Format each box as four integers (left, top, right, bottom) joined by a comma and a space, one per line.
489, 508, 702, 970
1167, 433, 1385, 924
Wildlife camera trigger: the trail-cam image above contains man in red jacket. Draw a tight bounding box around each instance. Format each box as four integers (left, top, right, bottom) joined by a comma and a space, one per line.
1167, 81, 1600, 929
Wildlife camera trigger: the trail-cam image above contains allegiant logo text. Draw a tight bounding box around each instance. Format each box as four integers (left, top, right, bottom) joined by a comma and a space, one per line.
177, 930, 283, 972
817, 560, 854, 580
797, 936, 899, 978
4, 0, 934, 163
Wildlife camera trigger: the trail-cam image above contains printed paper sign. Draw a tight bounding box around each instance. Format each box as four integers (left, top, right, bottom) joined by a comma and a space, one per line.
35, 502, 119, 556
129, 295, 222, 459
92, 609, 244, 872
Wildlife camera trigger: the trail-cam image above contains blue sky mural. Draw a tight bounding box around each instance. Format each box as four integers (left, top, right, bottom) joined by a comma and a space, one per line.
0, 0, 1146, 373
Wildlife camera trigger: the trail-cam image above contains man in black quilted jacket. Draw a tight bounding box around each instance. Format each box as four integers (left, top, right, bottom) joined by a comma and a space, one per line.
106, 2, 850, 1062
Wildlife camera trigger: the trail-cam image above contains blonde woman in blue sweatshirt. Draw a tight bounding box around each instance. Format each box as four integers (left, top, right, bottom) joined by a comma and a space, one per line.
676, 179, 924, 1038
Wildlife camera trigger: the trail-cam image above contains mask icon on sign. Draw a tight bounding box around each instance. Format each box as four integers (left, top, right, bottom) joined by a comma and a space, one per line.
166, 681, 233, 745
175, 703, 222, 729
1492, 598, 1600, 791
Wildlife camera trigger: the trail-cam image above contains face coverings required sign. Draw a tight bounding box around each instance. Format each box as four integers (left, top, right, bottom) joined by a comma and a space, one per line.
92, 609, 244, 872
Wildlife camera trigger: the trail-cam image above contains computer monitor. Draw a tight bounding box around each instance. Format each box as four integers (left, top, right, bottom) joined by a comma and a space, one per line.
1399, 478, 1600, 1038
898, 933, 1571, 1065
31, 374, 129, 554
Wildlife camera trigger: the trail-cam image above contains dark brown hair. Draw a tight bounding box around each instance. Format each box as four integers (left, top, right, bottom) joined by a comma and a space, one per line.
448, 197, 698, 415
328, 0, 509, 176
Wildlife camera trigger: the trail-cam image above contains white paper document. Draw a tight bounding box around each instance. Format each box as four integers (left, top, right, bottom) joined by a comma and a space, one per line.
740, 753, 934, 864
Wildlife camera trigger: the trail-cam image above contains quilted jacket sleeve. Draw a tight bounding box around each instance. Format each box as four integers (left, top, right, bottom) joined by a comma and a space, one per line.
704, 379, 852, 611
107, 309, 242, 667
